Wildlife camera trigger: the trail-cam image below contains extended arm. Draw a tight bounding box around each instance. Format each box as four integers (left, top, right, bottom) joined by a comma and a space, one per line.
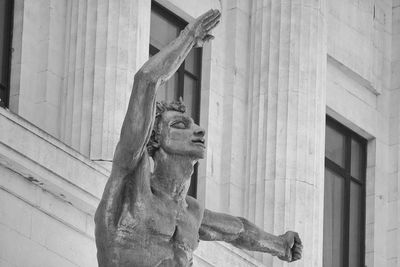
95, 10, 221, 228
199, 209, 302, 262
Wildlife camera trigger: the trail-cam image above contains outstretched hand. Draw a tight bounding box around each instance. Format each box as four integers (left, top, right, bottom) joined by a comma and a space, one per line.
186, 9, 221, 47
278, 231, 303, 262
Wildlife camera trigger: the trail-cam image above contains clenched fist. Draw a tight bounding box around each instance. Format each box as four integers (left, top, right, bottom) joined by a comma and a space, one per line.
278, 231, 303, 262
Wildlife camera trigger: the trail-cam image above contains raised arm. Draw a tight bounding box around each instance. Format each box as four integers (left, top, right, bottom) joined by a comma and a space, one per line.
95, 10, 221, 228
114, 9, 221, 170
199, 209, 302, 262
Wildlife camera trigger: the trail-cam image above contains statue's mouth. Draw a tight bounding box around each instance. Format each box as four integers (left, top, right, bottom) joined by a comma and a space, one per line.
192, 138, 205, 146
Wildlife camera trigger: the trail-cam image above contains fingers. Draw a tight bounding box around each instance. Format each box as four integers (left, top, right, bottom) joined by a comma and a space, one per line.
291, 233, 303, 262
291, 245, 302, 261
203, 10, 221, 30
203, 34, 215, 42
199, 9, 217, 21
204, 17, 221, 32
294, 233, 303, 248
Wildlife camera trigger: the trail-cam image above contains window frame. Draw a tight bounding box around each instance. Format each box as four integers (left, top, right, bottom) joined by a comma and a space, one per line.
0, 0, 14, 108
150, 1, 203, 197
324, 116, 367, 267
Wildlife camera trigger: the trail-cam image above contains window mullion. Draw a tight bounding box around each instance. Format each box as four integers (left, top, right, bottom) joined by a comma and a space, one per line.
360, 141, 367, 267
343, 135, 352, 267
177, 63, 185, 99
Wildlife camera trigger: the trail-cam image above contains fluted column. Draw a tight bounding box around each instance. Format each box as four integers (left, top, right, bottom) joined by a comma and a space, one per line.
244, 0, 326, 266
60, 0, 150, 162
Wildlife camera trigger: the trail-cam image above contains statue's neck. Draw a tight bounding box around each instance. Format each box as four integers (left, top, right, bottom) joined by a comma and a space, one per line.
151, 149, 195, 202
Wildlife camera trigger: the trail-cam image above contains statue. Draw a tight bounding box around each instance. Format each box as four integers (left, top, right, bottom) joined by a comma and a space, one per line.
94, 9, 302, 267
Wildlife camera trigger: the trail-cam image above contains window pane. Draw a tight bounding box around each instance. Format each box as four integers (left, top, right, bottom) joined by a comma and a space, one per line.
351, 139, 362, 180
349, 182, 362, 267
156, 73, 178, 103
0, 0, 6, 83
183, 74, 197, 120
325, 125, 346, 167
323, 169, 345, 267
185, 49, 200, 75
150, 11, 180, 50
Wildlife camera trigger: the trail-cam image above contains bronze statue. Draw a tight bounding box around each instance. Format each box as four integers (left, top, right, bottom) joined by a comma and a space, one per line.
95, 9, 302, 267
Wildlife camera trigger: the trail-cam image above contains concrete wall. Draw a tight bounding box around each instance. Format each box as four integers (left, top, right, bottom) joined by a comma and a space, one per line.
326, 0, 398, 266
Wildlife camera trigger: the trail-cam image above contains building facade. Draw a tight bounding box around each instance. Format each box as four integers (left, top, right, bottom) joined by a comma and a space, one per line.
0, 0, 398, 266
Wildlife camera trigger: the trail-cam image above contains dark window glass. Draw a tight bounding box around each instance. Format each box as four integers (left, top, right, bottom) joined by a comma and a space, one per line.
150, 2, 202, 198
0, 0, 13, 108
323, 116, 366, 267
351, 139, 362, 180
349, 182, 362, 267
323, 169, 346, 267
150, 11, 180, 49
326, 125, 346, 167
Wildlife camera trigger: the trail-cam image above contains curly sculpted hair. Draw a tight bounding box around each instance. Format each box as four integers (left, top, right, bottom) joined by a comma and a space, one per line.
146, 98, 186, 158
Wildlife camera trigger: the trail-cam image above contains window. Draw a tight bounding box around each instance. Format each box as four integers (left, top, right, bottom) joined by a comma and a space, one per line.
0, 0, 13, 108
150, 2, 202, 197
323, 116, 367, 267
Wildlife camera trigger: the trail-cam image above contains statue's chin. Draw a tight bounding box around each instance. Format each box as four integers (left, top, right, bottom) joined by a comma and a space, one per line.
161, 146, 206, 160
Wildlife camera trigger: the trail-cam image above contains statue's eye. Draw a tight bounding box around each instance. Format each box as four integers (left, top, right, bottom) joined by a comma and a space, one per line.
171, 121, 186, 129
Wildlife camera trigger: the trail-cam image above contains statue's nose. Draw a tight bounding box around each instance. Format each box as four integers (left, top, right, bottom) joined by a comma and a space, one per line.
194, 126, 205, 137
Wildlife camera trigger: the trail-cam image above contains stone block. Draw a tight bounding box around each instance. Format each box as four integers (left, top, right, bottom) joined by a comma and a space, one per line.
30, 209, 97, 267
386, 201, 397, 230
386, 229, 398, 259
0, 188, 32, 238
38, 187, 87, 232
387, 257, 397, 266
365, 195, 375, 224
0, 258, 15, 267
0, 223, 79, 267
365, 223, 374, 253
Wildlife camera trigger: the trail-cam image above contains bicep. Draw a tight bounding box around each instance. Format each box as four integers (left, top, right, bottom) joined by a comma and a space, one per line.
117, 76, 157, 170
199, 209, 244, 242
98, 152, 151, 228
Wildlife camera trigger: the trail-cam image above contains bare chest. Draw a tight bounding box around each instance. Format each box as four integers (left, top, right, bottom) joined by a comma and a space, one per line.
115, 193, 202, 256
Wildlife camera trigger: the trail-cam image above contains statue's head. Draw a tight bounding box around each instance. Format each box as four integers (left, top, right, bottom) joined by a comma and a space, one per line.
147, 99, 206, 160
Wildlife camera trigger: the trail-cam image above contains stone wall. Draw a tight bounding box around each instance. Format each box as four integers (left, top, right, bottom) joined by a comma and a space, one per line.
326, 0, 395, 267
2, 0, 400, 266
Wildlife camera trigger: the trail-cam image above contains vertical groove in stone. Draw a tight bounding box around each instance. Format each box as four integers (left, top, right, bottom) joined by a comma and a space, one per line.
101, 0, 117, 159
62, 0, 78, 146
217, 0, 250, 216
60, 1, 71, 143
220, 0, 234, 213
60, 0, 150, 160
91, 0, 108, 159
80, 0, 97, 155
71, 0, 87, 150
246, 0, 326, 266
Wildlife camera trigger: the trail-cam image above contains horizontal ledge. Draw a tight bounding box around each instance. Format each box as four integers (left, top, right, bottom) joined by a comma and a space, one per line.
0, 108, 110, 214
327, 54, 380, 96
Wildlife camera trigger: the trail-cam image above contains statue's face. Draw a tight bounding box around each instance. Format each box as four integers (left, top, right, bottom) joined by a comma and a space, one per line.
158, 110, 206, 159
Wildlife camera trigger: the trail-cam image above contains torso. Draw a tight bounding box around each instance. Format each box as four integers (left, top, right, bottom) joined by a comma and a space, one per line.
95, 160, 204, 267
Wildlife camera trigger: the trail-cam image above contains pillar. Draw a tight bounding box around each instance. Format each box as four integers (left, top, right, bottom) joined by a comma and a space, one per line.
59, 0, 151, 162
244, 0, 327, 266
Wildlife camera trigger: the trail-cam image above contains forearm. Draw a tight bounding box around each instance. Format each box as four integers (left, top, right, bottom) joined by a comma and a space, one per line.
200, 210, 288, 258
139, 27, 196, 84
230, 218, 287, 258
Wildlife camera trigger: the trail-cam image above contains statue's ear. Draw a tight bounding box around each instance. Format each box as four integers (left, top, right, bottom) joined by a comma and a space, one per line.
153, 139, 160, 148
150, 130, 160, 148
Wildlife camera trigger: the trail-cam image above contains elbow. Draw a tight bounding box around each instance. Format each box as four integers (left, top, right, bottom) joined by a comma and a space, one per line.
134, 69, 153, 82
134, 66, 160, 85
